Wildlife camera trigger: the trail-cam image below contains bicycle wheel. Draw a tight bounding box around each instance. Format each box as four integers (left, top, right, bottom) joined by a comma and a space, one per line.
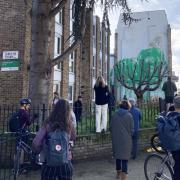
144, 153, 173, 180
13, 148, 21, 180
151, 134, 167, 154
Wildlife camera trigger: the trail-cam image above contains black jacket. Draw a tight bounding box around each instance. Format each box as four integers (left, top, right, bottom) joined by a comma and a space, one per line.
94, 85, 109, 105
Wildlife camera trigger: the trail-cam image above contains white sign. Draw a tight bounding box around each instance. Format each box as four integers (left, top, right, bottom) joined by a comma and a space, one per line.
1, 67, 19, 71
3, 51, 19, 59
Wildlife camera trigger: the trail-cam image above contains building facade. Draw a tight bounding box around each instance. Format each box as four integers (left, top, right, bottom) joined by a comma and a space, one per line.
0, 0, 31, 104
115, 10, 171, 100
0, 1, 110, 106
81, 9, 110, 107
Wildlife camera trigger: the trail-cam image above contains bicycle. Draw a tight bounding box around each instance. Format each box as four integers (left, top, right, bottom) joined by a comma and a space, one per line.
12, 130, 41, 180
144, 133, 174, 180
150, 133, 167, 154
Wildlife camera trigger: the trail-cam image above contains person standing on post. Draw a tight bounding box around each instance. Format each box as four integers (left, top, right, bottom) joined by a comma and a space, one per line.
73, 96, 82, 122
94, 76, 109, 133
129, 98, 142, 159
162, 76, 177, 111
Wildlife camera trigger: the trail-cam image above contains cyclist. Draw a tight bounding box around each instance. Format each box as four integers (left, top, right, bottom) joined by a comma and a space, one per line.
9, 98, 32, 133
11, 98, 38, 172
18, 98, 32, 129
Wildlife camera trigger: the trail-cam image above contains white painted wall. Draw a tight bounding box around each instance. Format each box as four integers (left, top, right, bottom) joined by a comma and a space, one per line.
116, 10, 168, 60
116, 10, 169, 100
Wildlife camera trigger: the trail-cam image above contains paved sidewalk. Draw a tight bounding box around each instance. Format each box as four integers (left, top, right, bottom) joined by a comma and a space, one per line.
73, 152, 148, 180
17, 152, 149, 180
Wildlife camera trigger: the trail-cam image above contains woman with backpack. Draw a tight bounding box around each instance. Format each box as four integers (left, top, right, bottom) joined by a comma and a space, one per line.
33, 99, 76, 180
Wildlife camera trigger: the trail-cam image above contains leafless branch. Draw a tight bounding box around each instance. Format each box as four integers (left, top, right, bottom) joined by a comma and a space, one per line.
49, 0, 66, 17
51, 0, 63, 8
51, 40, 80, 67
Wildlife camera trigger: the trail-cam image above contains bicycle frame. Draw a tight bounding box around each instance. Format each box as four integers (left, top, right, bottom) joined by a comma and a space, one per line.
158, 153, 174, 179
16, 139, 33, 156
165, 152, 174, 171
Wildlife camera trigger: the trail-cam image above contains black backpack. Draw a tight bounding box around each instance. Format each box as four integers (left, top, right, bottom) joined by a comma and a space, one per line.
45, 130, 69, 166
9, 110, 22, 132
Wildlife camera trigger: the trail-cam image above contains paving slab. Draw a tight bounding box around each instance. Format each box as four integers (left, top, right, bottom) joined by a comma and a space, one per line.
16, 152, 149, 180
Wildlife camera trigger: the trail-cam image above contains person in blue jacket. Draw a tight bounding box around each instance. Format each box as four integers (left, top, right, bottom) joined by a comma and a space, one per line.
129, 98, 142, 159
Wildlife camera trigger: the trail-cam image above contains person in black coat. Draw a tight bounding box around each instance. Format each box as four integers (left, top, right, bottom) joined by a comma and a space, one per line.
94, 76, 109, 133
73, 96, 82, 122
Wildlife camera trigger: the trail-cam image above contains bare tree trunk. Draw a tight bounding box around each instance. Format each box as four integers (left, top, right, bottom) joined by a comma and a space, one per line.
30, 0, 52, 106
135, 91, 144, 103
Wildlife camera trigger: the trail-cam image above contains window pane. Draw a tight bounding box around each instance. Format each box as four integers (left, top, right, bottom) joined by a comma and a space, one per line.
57, 37, 61, 54
68, 86, 73, 101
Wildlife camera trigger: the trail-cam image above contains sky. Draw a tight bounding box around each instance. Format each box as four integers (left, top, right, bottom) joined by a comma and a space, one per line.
95, 0, 180, 88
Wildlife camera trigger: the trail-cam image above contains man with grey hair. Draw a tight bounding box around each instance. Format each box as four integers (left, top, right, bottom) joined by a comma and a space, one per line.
170, 96, 180, 180
129, 98, 142, 159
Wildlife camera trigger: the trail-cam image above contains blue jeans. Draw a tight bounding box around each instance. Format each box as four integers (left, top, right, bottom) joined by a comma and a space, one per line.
116, 159, 128, 173
131, 131, 139, 159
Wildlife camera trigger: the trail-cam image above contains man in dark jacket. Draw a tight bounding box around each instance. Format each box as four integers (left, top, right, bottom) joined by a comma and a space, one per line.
162, 76, 177, 110
73, 96, 82, 122
171, 96, 180, 180
129, 98, 141, 159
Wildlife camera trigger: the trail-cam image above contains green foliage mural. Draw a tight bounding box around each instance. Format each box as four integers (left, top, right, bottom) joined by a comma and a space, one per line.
111, 48, 168, 100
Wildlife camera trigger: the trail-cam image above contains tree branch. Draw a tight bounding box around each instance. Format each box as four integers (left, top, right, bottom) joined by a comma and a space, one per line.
51, 40, 80, 67
49, 0, 66, 18
51, 0, 63, 9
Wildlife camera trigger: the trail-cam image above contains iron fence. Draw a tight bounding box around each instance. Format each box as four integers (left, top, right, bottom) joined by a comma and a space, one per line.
0, 100, 160, 135
0, 100, 160, 180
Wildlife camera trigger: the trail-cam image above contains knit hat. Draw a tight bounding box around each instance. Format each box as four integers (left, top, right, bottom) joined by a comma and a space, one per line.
129, 98, 136, 106
174, 96, 180, 109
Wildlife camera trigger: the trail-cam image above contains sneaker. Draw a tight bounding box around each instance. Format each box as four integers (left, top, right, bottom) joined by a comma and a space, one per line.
101, 129, 105, 134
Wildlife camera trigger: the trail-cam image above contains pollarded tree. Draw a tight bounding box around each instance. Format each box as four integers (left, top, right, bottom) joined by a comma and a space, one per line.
28, 0, 145, 106
114, 48, 168, 101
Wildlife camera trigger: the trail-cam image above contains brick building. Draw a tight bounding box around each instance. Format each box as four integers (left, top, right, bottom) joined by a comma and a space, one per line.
0, 0, 31, 104
81, 9, 110, 106
0, 1, 110, 106
53, 6, 110, 106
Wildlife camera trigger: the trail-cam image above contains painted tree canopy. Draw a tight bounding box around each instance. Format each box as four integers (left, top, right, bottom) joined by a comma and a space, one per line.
112, 48, 168, 100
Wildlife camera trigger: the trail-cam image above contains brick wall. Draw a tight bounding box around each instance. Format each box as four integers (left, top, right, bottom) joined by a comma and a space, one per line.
95, 16, 101, 77
60, 1, 70, 99
81, 9, 93, 107
74, 45, 81, 100
73, 128, 155, 161
0, 128, 155, 167
0, 0, 30, 105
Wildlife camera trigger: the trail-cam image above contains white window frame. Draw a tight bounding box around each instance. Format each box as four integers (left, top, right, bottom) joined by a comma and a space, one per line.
68, 85, 74, 103
69, 51, 75, 73
53, 83, 60, 95
55, 9, 63, 25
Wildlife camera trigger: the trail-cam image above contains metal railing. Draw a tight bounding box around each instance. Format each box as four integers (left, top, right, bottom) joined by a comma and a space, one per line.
0, 100, 160, 135
0, 100, 160, 180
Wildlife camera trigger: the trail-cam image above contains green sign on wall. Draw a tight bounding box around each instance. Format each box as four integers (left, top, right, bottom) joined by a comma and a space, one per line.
0, 59, 20, 71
